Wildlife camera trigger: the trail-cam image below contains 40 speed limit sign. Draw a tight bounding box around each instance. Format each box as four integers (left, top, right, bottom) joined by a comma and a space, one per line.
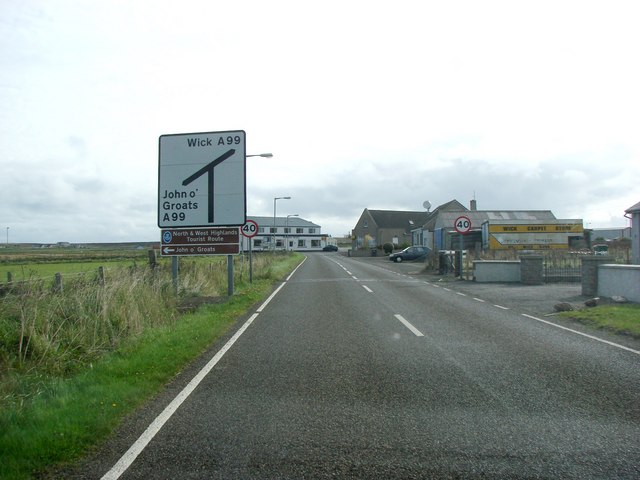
241, 219, 259, 238
454, 215, 472, 234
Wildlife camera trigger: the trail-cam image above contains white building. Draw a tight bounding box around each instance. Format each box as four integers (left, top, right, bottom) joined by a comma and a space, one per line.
241, 216, 325, 251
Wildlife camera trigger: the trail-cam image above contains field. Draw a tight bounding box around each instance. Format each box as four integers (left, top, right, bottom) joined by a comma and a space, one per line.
0, 244, 302, 479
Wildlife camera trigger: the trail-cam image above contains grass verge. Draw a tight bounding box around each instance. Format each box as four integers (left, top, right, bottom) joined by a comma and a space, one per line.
0, 253, 303, 480
558, 303, 640, 338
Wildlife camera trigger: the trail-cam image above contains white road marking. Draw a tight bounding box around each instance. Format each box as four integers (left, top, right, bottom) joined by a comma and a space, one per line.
101, 314, 260, 480
394, 314, 425, 337
285, 256, 307, 281
473, 298, 486, 303
256, 282, 287, 313
494, 304, 509, 310
362, 285, 373, 293
521, 314, 640, 356
443, 287, 451, 292
102, 257, 307, 479
456, 292, 467, 296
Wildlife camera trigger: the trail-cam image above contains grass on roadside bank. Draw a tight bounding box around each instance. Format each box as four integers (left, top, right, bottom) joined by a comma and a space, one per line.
0, 252, 303, 480
558, 303, 640, 338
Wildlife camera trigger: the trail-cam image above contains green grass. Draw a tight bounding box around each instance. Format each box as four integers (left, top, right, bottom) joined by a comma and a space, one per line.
0, 252, 303, 479
559, 304, 640, 337
0, 260, 142, 282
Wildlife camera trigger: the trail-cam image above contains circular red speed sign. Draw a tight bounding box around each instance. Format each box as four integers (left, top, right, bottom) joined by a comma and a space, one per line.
241, 219, 259, 238
454, 215, 472, 234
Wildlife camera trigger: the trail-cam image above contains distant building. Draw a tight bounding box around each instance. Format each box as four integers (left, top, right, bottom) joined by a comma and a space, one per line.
243, 216, 325, 251
352, 208, 434, 249
590, 227, 632, 242
625, 201, 640, 264
353, 199, 584, 253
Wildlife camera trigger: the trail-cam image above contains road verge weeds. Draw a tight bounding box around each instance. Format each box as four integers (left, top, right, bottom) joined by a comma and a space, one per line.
0, 252, 303, 480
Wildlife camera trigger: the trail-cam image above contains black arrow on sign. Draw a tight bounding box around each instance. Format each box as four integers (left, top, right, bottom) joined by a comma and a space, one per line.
182, 149, 235, 223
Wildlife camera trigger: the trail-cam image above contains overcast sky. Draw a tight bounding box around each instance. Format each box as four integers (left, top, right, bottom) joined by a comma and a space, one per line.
1, 0, 638, 243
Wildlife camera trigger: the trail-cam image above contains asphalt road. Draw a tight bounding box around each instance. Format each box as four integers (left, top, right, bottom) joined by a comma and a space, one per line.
77, 253, 640, 479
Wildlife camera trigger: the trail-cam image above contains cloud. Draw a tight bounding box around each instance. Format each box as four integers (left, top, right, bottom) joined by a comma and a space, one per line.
1, 0, 639, 242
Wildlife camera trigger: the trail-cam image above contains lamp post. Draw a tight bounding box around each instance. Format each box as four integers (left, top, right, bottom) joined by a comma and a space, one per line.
246, 153, 273, 158
273, 196, 291, 250
6, 227, 8, 245
286, 214, 299, 251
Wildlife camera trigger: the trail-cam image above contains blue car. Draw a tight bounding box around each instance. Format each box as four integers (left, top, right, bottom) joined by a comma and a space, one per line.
389, 246, 430, 262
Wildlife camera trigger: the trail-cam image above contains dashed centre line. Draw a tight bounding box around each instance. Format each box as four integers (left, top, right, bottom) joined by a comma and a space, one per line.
328, 255, 638, 356
394, 314, 425, 337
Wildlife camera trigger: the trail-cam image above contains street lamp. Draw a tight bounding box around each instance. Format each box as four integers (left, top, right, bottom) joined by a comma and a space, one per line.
286, 214, 299, 251
273, 196, 291, 250
246, 153, 273, 158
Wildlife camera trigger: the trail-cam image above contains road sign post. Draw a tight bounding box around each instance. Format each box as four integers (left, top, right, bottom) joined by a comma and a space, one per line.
158, 130, 246, 228
158, 130, 246, 297
241, 220, 259, 283
454, 216, 472, 278
161, 227, 241, 297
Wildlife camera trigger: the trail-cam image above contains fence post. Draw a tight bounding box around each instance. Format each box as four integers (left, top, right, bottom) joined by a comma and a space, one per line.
7, 272, 12, 284
148, 249, 158, 270
54, 273, 63, 293
97, 266, 105, 286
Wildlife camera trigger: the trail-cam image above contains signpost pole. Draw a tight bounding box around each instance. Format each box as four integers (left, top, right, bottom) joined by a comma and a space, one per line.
172, 256, 179, 296
459, 232, 464, 279
454, 215, 472, 280
227, 255, 234, 296
240, 219, 258, 284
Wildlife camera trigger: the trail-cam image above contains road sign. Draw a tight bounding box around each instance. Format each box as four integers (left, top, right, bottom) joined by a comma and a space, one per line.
160, 227, 240, 256
454, 215, 472, 234
158, 130, 246, 228
241, 219, 259, 238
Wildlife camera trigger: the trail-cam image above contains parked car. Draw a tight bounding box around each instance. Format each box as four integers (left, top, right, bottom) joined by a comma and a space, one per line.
389, 246, 430, 262
322, 244, 338, 252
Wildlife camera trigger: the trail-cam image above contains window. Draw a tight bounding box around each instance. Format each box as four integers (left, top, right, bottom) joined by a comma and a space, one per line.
284, 227, 291, 234
298, 239, 306, 248
364, 220, 368, 228
309, 228, 316, 234
296, 228, 304, 234
311, 240, 321, 248
259, 227, 265, 233
276, 239, 283, 247
270, 227, 277, 234
253, 239, 262, 247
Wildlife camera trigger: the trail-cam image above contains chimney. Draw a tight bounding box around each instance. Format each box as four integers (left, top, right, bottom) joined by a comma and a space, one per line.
470, 199, 477, 211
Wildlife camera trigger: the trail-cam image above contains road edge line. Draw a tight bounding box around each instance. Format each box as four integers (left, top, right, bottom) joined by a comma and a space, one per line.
101, 313, 261, 480
521, 313, 640, 356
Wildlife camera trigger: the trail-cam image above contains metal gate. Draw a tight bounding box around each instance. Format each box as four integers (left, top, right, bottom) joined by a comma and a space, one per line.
543, 254, 582, 283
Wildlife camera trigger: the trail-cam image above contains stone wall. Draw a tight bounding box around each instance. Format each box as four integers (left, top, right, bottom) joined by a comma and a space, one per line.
597, 264, 640, 302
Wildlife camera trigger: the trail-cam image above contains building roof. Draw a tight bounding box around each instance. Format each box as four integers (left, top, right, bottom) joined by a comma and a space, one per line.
431, 210, 557, 230
248, 216, 320, 229
625, 201, 640, 214
367, 209, 431, 230
591, 227, 631, 240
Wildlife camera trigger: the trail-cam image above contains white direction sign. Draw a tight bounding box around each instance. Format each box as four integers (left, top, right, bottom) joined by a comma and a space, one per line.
158, 130, 246, 228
